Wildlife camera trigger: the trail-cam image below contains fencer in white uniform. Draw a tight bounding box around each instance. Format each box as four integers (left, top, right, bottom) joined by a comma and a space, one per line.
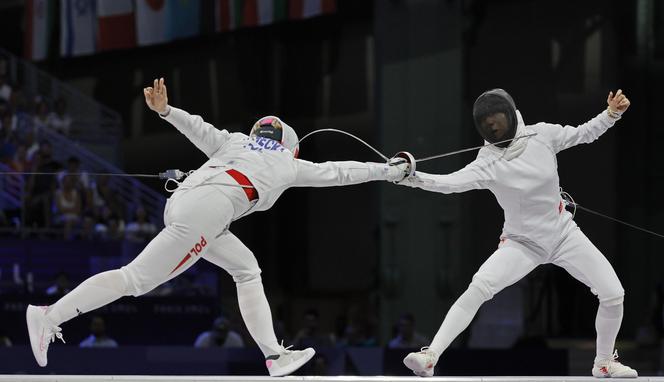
400, 89, 636, 378
26, 78, 409, 377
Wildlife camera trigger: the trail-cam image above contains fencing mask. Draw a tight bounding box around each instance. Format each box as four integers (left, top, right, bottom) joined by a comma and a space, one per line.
472, 89, 517, 148
250, 116, 299, 157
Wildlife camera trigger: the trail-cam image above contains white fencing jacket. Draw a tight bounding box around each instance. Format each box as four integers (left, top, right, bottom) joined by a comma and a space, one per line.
161, 107, 400, 216
403, 109, 621, 253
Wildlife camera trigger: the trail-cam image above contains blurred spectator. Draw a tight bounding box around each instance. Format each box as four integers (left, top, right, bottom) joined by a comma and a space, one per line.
0, 107, 18, 136
125, 205, 157, 243
79, 316, 118, 348
337, 321, 376, 347
293, 308, 335, 349
45, 272, 71, 296
0, 113, 16, 162
335, 304, 378, 347
9, 144, 32, 173
57, 156, 91, 210
94, 207, 125, 241
194, 316, 245, 348
0, 75, 11, 102
388, 313, 429, 349
0, 329, 11, 347
47, 97, 72, 135
24, 141, 60, 230
80, 212, 96, 240
53, 174, 82, 239
91, 175, 124, 220
24, 130, 40, 162
8, 84, 28, 114
32, 96, 49, 132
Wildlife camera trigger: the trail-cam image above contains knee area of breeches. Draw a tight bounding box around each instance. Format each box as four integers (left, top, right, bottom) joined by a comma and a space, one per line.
469, 276, 495, 302
120, 265, 154, 297
233, 271, 262, 286
599, 294, 624, 307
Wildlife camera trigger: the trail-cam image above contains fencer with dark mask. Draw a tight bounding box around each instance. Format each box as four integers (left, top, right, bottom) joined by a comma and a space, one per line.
398, 88, 636, 378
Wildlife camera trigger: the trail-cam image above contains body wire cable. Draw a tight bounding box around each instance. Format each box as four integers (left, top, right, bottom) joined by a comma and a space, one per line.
561, 189, 664, 239
4, 130, 660, 239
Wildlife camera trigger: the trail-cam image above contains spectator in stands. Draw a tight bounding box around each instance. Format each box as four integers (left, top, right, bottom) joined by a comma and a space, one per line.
79, 316, 118, 348
0, 112, 17, 163
293, 308, 335, 349
45, 272, 71, 297
194, 316, 245, 348
0, 329, 12, 347
0, 75, 11, 102
53, 174, 82, 239
336, 321, 377, 348
32, 96, 49, 132
0, 103, 18, 135
24, 141, 60, 231
57, 156, 91, 210
94, 207, 125, 241
80, 212, 96, 241
9, 144, 32, 173
24, 130, 40, 162
125, 205, 157, 243
8, 84, 27, 114
47, 97, 73, 135
388, 313, 429, 349
91, 175, 124, 220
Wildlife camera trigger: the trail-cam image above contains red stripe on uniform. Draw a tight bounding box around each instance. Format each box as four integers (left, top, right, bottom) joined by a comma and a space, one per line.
169, 253, 191, 275
226, 169, 258, 201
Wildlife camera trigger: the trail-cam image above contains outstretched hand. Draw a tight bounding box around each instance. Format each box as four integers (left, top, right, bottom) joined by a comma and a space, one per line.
144, 77, 169, 115
607, 89, 630, 114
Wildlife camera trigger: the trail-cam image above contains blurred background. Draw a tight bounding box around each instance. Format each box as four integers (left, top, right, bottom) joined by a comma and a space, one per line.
0, 0, 662, 376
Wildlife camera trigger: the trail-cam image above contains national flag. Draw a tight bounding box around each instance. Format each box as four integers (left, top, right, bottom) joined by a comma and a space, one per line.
289, 0, 336, 19
24, 0, 56, 61
215, 0, 288, 32
167, 0, 201, 40
135, 0, 168, 46
60, 0, 97, 57
97, 0, 136, 51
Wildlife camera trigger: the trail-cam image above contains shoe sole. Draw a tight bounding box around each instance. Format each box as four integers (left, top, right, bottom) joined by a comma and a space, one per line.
403, 355, 433, 377
269, 348, 315, 377
26, 305, 47, 367
592, 369, 638, 378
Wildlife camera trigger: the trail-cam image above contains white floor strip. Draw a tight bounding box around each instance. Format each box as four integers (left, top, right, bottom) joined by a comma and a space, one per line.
0, 377, 663, 382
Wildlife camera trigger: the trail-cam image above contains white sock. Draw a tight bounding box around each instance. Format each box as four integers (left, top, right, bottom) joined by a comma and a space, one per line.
236, 278, 280, 357
594, 302, 623, 364
45, 269, 128, 326
430, 285, 487, 356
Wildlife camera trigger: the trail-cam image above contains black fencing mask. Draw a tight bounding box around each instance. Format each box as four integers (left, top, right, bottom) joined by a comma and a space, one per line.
472, 89, 517, 148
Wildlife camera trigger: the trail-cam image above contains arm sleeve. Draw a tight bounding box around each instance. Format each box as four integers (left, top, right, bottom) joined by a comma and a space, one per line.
292, 160, 402, 187
160, 106, 231, 157
400, 158, 494, 194
534, 110, 619, 153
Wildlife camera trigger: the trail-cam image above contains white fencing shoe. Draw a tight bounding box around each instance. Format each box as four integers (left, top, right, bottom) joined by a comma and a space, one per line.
592, 350, 638, 378
265, 342, 315, 377
403, 347, 439, 377
26, 305, 65, 367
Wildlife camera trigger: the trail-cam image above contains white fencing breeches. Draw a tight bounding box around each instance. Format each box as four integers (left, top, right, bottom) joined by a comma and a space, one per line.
430, 227, 624, 359
46, 186, 281, 356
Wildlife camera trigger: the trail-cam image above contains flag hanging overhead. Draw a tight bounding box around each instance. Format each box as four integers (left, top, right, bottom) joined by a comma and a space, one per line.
24, 0, 56, 61
97, 0, 136, 51
60, 0, 97, 57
